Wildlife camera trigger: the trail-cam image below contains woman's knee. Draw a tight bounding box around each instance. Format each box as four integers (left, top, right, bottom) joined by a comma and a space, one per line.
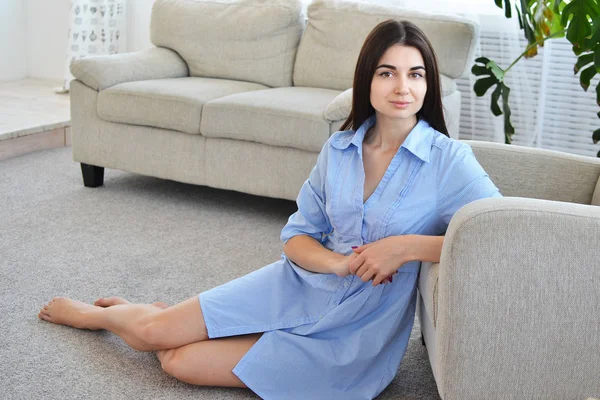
158, 348, 180, 377
159, 348, 196, 383
133, 314, 170, 350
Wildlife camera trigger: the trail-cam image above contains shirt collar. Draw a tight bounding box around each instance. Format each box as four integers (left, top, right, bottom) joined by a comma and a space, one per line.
330, 114, 434, 163
402, 119, 434, 163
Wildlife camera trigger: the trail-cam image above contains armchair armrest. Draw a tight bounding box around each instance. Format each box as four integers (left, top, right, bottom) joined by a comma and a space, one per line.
435, 196, 600, 399
70, 47, 189, 91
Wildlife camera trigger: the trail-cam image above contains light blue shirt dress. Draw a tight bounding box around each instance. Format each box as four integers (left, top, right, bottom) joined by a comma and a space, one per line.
199, 115, 502, 399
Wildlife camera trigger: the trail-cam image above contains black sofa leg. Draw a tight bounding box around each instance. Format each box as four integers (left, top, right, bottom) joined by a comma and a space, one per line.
421, 331, 426, 347
81, 163, 104, 187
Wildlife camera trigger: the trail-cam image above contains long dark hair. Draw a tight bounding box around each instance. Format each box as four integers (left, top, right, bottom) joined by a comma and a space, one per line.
340, 20, 449, 137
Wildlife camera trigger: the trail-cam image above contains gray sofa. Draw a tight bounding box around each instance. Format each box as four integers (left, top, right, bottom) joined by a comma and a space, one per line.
69, 0, 478, 200
418, 141, 600, 399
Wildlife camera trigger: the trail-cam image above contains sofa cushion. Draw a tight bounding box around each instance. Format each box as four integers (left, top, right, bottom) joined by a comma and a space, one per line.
467, 141, 600, 205
324, 74, 457, 122
97, 77, 268, 134
201, 87, 341, 152
150, 0, 304, 88
294, 0, 478, 90
418, 261, 440, 328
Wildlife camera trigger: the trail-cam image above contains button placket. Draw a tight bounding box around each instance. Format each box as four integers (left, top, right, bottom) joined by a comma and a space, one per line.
332, 277, 353, 305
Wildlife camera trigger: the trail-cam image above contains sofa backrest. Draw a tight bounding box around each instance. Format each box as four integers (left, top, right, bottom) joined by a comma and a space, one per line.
465, 140, 600, 206
150, 0, 304, 88
293, 0, 479, 91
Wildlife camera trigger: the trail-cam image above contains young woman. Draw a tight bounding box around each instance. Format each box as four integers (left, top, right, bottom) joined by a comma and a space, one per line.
38, 20, 502, 399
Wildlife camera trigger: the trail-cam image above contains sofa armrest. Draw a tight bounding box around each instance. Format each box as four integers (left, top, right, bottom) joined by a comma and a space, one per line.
435, 196, 600, 399
70, 47, 189, 91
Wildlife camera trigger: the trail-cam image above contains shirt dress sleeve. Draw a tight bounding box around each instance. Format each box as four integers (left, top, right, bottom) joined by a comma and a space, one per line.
437, 143, 503, 228
280, 143, 333, 244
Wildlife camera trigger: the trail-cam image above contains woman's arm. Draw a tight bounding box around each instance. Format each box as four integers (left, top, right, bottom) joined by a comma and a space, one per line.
349, 234, 444, 285
405, 234, 444, 263
283, 235, 353, 276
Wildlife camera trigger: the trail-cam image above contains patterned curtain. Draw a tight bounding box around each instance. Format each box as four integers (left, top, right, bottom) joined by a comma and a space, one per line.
61, 0, 127, 91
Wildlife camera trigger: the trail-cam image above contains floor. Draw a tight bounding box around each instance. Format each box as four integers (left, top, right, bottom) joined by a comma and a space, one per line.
0, 79, 71, 161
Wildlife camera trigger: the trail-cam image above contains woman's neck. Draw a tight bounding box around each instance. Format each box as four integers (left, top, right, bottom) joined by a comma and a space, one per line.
364, 114, 418, 152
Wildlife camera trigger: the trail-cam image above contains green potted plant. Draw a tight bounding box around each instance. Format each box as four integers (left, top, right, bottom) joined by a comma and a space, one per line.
472, 0, 600, 157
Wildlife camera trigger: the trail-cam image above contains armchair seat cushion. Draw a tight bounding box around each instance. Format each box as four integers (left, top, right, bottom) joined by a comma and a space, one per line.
97, 77, 268, 134
201, 87, 341, 152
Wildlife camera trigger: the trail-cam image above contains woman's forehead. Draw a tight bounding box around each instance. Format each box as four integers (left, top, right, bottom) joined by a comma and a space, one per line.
377, 45, 424, 67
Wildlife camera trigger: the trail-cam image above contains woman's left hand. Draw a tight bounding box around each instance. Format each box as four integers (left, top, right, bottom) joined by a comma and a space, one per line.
348, 236, 414, 286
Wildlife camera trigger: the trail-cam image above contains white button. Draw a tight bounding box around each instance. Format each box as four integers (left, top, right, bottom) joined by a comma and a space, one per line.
344, 282, 349, 288
319, 314, 324, 319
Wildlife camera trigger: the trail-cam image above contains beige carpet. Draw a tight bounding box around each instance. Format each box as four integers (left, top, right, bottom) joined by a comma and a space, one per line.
0, 147, 440, 399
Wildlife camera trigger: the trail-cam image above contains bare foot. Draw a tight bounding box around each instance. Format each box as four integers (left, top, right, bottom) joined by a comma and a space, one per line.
151, 301, 169, 309
38, 297, 103, 330
94, 297, 168, 310
94, 296, 130, 307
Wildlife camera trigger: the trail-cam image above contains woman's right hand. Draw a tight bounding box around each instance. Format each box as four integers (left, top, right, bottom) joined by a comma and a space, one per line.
331, 252, 359, 277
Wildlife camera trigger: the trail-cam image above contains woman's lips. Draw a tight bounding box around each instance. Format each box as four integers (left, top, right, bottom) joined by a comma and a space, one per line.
390, 101, 410, 109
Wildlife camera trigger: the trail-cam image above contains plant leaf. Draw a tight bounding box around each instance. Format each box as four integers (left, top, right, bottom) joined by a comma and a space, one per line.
590, 17, 600, 42
487, 60, 506, 81
490, 84, 503, 116
471, 65, 489, 76
503, 0, 512, 18
575, 53, 594, 74
475, 57, 491, 64
501, 83, 515, 144
495, 0, 502, 8
516, 5, 524, 29
580, 65, 597, 91
593, 128, 600, 144
562, 0, 597, 46
553, 0, 561, 13
474, 76, 499, 96
525, 45, 538, 58
567, 14, 592, 45
596, 81, 600, 106
573, 43, 585, 56
520, 0, 536, 43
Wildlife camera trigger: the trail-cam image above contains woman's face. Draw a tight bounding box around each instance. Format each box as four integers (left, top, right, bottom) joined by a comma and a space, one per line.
370, 44, 427, 124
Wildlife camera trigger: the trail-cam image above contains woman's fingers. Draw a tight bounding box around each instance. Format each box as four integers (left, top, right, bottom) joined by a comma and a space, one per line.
354, 261, 368, 278
372, 275, 385, 286
348, 254, 364, 274
359, 268, 377, 283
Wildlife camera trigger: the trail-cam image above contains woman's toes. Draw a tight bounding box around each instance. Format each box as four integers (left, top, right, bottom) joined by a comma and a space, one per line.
38, 311, 51, 322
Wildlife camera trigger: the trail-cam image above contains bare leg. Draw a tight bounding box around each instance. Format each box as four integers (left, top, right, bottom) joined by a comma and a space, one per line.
157, 333, 263, 387
38, 296, 208, 351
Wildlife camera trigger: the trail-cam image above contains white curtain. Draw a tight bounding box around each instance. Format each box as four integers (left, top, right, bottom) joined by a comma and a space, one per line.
61, 0, 127, 91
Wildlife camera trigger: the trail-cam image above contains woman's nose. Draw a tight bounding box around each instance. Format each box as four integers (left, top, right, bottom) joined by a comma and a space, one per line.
394, 79, 409, 95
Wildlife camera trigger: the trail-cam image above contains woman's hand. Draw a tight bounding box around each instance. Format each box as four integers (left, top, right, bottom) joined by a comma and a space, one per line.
330, 252, 359, 277
348, 236, 413, 286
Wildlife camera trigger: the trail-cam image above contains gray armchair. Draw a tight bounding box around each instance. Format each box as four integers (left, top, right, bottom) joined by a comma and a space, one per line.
418, 140, 600, 399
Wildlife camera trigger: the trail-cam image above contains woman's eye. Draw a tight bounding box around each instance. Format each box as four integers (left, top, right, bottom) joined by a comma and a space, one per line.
411, 72, 424, 78
380, 71, 393, 77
